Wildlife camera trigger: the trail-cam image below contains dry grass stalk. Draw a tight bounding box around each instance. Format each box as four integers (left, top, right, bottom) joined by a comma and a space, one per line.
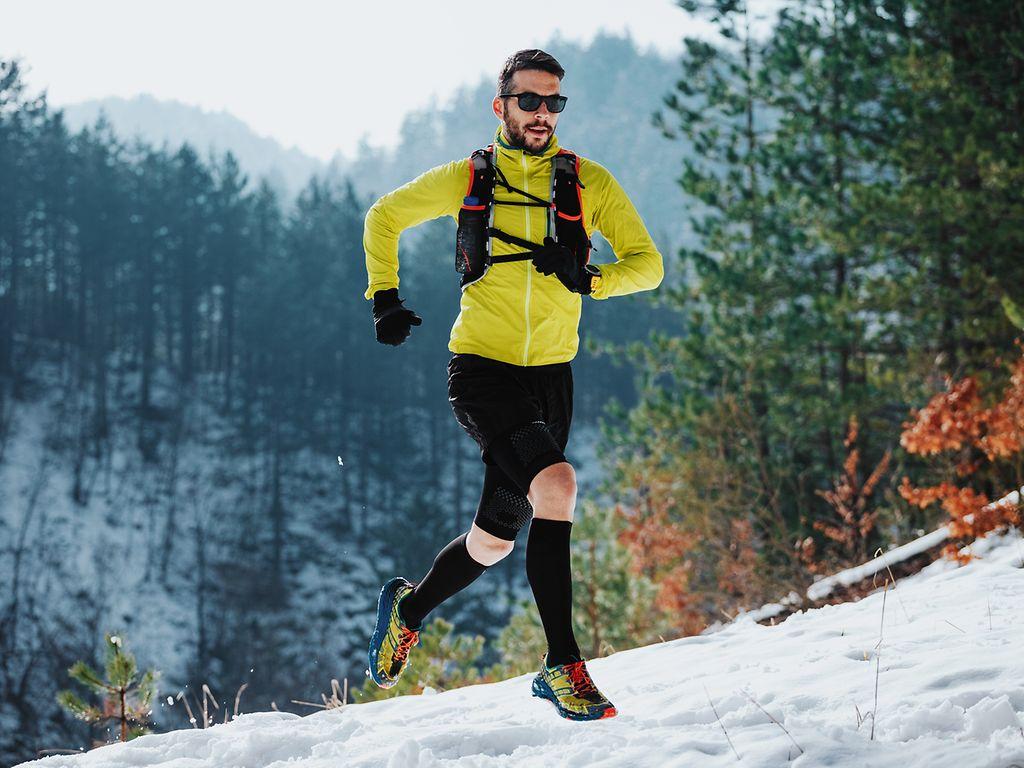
870, 580, 889, 741
176, 682, 248, 728
292, 678, 349, 710
233, 682, 249, 719
742, 690, 804, 756
704, 685, 741, 761
872, 547, 913, 623
176, 684, 218, 728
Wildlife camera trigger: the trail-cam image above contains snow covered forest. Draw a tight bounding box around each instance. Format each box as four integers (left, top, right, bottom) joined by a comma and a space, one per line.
3, 1, 1024, 765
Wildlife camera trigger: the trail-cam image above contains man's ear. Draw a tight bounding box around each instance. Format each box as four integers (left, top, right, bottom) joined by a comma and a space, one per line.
492, 96, 504, 121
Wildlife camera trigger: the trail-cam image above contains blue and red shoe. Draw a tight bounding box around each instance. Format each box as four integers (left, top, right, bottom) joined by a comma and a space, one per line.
367, 577, 420, 689
531, 657, 617, 721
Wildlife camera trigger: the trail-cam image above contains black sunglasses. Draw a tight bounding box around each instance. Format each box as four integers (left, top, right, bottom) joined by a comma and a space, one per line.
499, 91, 568, 113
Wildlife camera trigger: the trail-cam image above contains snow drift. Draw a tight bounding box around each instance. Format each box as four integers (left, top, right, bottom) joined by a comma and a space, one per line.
19, 532, 1024, 768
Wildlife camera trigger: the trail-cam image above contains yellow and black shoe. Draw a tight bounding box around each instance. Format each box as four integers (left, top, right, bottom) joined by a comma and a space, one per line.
367, 577, 420, 689
531, 657, 617, 721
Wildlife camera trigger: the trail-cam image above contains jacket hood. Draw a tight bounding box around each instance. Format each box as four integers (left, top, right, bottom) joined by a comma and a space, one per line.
493, 124, 561, 162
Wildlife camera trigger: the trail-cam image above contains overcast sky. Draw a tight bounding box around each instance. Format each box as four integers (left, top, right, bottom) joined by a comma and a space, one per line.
2, 0, 778, 161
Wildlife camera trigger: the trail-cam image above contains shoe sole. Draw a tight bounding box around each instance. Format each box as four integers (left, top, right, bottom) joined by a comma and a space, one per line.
531, 675, 617, 721
367, 576, 409, 689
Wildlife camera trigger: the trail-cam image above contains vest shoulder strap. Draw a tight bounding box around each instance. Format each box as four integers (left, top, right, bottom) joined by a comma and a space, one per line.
455, 144, 591, 289
464, 145, 495, 208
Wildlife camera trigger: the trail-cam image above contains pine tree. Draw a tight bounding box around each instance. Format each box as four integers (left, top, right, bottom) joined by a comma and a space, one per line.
56, 633, 160, 745
616, 0, 837, 597
862, 0, 1024, 380
0, 57, 49, 380
207, 150, 251, 412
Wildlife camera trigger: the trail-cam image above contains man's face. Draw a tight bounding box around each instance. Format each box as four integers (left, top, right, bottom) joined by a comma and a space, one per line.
492, 69, 562, 154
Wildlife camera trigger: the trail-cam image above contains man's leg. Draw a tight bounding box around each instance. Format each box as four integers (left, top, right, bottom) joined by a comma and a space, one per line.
399, 461, 524, 629
399, 353, 532, 635
485, 423, 583, 667
505, 445, 613, 719
398, 531, 492, 630
525, 462, 583, 666
371, 353, 543, 690
368, 464, 521, 689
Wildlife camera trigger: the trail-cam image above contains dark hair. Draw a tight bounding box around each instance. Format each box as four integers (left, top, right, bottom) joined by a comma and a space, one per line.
497, 49, 565, 95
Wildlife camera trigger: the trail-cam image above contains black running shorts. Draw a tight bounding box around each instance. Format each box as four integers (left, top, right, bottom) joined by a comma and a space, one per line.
447, 353, 573, 538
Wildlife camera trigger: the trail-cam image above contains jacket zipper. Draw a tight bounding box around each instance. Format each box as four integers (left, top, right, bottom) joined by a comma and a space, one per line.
521, 151, 532, 365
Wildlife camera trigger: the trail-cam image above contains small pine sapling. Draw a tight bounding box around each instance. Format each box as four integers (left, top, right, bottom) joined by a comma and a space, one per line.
57, 633, 160, 744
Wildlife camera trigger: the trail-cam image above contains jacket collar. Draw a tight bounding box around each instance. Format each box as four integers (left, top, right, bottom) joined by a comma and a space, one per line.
493, 124, 560, 163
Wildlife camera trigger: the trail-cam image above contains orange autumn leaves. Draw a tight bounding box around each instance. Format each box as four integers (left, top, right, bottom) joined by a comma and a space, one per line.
615, 495, 761, 635
813, 415, 892, 564
611, 349, 1023, 635
899, 349, 1024, 560
900, 368, 1024, 463
616, 504, 705, 635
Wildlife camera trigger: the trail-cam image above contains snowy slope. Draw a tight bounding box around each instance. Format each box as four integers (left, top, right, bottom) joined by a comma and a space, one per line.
20, 532, 1024, 768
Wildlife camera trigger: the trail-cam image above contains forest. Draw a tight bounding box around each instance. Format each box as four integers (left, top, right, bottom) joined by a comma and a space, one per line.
1, 0, 1022, 762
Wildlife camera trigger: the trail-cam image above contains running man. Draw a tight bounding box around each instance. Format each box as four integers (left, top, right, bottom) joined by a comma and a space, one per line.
363, 49, 663, 721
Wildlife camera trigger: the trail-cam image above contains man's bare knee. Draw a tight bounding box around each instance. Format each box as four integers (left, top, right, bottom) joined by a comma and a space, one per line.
528, 462, 577, 522
465, 524, 515, 566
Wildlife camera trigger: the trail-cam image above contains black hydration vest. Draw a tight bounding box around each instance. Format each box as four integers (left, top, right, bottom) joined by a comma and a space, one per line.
455, 144, 592, 289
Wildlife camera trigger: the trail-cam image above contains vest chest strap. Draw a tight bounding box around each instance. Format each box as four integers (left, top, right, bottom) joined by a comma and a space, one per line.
455, 144, 591, 290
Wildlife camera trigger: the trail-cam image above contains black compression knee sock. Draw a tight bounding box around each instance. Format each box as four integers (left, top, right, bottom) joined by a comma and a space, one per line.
399, 533, 488, 631
526, 518, 582, 667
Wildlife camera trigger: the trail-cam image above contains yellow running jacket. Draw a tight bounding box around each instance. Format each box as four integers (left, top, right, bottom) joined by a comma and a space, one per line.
363, 125, 664, 366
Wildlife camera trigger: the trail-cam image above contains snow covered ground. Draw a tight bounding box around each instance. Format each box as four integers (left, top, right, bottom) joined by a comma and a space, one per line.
20, 531, 1024, 768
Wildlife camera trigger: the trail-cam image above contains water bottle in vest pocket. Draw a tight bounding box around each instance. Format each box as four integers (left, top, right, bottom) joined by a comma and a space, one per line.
456, 195, 488, 277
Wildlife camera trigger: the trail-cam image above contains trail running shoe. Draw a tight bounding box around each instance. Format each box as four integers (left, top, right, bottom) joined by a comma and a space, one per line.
531, 657, 617, 721
367, 577, 420, 689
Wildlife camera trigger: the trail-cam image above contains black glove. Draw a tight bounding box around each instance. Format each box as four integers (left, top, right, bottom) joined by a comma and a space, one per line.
372, 288, 422, 346
531, 237, 598, 295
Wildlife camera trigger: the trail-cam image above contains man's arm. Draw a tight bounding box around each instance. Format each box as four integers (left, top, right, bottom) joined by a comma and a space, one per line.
363, 159, 467, 300
583, 160, 665, 300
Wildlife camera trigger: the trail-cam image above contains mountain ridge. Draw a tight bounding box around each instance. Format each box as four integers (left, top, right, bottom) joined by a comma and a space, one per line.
57, 33, 694, 257
59, 93, 326, 201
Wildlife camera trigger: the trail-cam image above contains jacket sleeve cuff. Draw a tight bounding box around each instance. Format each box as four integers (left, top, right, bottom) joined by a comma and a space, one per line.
364, 280, 399, 301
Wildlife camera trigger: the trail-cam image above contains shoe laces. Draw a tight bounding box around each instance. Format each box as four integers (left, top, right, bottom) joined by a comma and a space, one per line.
393, 626, 419, 665
564, 660, 597, 696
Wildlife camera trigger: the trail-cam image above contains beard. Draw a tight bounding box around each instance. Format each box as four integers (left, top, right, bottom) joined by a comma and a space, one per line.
503, 117, 552, 154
